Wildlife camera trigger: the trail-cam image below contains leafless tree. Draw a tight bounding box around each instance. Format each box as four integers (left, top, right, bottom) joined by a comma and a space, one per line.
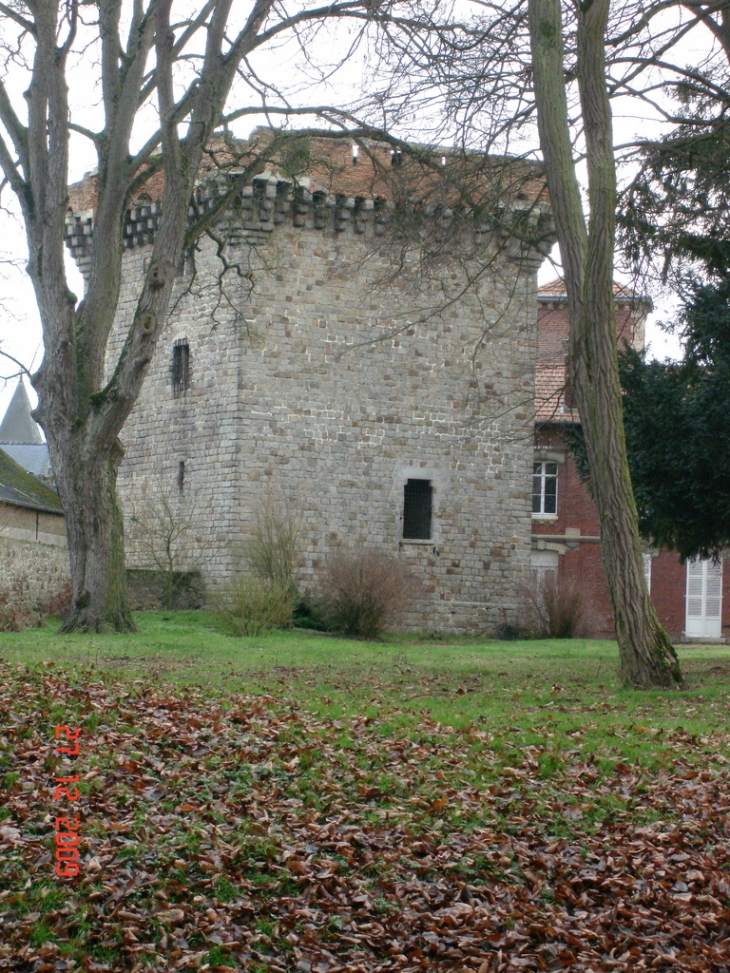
0, 0, 433, 631
369, 0, 729, 686
528, 0, 729, 687
527, 0, 683, 687
128, 485, 198, 609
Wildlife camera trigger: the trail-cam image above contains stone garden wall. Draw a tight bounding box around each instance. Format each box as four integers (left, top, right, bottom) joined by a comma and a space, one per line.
0, 507, 69, 611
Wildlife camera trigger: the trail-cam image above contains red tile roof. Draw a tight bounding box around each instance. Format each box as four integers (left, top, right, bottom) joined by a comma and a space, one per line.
535, 280, 648, 424
68, 129, 549, 214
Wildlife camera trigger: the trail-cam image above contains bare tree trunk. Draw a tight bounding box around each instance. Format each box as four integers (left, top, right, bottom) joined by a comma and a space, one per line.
1, 0, 384, 633
50, 435, 133, 632
528, 0, 681, 688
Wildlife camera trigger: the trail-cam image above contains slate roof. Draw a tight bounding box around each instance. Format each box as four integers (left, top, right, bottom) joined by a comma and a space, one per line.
0, 379, 52, 476
0, 447, 63, 515
0, 443, 52, 477
0, 380, 43, 443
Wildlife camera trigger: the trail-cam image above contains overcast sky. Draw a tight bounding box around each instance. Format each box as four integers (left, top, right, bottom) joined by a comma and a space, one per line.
0, 2, 708, 426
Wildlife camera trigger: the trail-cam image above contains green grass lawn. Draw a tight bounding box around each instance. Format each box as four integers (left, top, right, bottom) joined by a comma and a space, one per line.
1, 614, 729, 970
2, 611, 730, 754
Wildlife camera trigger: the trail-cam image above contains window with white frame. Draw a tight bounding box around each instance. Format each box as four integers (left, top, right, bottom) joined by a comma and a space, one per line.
532, 461, 558, 516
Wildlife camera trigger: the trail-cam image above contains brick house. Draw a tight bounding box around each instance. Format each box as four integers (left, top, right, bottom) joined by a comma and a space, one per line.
532, 280, 729, 641
66, 133, 554, 632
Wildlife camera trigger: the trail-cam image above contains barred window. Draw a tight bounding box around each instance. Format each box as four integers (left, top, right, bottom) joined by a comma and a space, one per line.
172, 339, 190, 395
403, 479, 432, 540
532, 461, 558, 515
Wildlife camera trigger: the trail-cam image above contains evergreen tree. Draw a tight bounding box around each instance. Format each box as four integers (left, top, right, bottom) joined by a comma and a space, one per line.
618, 278, 730, 558
603, 58, 730, 560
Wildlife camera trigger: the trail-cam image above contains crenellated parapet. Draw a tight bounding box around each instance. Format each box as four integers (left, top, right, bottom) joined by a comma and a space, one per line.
65, 176, 553, 279
65, 131, 554, 278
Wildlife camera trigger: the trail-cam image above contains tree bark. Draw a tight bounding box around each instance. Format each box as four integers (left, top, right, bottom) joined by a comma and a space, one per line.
528, 0, 682, 688
1, 0, 276, 631
51, 436, 134, 633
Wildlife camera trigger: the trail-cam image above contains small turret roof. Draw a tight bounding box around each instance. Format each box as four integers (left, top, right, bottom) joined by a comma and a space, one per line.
0, 380, 43, 444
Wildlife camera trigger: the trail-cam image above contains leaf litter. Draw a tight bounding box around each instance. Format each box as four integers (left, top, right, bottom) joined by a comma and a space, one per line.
0, 661, 729, 972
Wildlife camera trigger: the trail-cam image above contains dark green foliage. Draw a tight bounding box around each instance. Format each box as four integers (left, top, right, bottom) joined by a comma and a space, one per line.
607, 71, 730, 561
621, 73, 730, 281
620, 352, 730, 560
291, 597, 328, 631
681, 276, 730, 369
568, 279, 730, 559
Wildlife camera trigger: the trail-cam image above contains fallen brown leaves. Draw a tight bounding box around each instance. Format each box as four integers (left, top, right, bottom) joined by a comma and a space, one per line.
0, 662, 729, 972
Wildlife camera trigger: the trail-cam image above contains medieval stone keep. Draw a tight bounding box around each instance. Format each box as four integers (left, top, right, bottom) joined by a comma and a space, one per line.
67, 134, 553, 631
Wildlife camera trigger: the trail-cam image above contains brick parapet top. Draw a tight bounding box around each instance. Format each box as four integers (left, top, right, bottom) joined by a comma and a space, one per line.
65, 129, 554, 267
68, 129, 548, 210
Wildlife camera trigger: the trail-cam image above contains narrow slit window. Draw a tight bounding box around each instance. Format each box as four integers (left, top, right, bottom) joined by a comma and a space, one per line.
172, 339, 190, 395
403, 479, 432, 540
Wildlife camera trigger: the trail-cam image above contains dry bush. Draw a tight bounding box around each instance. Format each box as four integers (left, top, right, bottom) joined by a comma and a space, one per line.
128, 489, 197, 609
216, 573, 298, 637
43, 581, 73, 619
244, 494, 301, 597
0, 576, 74, 631
317, 550, 417, 639
526, 572, 589, 639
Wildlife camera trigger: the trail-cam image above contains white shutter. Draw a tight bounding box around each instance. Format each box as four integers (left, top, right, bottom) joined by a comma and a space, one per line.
686, 558, 705, 635
643, 553, 652, 594
705, 559, 723, 635
686, 558, 723, 638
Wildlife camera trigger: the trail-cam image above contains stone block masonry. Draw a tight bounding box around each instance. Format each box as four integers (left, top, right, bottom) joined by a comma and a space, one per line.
101, 162, 548, 633
0, 537, 69, 609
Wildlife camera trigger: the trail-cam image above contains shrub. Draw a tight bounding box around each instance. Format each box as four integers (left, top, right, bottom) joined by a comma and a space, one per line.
244, 494, 301, 598
291, 596, 328, 631
526, 572, 589, 639
317, 550, 417, 639
128, 490, 197, 609
43, 581, 73, 619
217, 573, 298, 637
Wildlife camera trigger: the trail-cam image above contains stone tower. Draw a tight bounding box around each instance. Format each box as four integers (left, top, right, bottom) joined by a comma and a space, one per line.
67, 133, 553, 631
